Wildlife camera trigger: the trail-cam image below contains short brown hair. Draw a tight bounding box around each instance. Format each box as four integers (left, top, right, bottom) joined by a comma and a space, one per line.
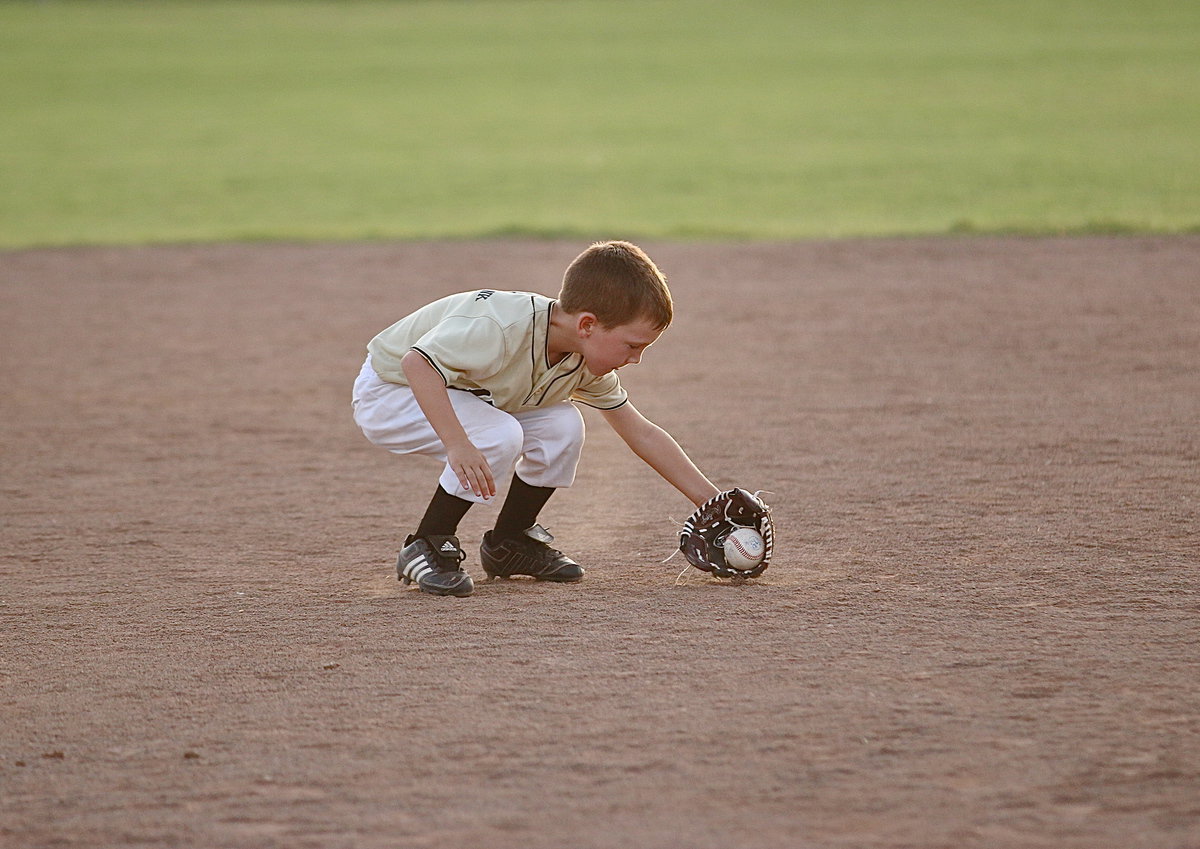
557, 241, 673, 330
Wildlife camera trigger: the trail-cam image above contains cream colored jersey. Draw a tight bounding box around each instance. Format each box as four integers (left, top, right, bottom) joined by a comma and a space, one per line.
366, 290, 629, 413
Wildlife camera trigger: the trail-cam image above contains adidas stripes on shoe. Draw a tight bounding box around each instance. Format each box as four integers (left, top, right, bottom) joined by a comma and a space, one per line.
397, 534, 474, 597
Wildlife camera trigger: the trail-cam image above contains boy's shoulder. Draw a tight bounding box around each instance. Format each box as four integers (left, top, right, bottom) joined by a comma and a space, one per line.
423, 289, 551, 326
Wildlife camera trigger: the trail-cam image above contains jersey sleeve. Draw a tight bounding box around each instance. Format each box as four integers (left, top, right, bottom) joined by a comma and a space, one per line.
571, 371, 629, 410
410, 316, 508, 386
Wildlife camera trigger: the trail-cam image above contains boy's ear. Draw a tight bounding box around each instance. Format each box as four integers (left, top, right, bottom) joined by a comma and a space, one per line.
576, 312, 598, 337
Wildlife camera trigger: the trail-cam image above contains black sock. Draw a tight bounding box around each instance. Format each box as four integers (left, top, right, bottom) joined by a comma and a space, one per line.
493, 474, 555, 540
415, 485, 474, 538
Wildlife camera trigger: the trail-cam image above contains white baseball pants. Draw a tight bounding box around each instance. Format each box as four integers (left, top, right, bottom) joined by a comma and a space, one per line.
351, 356, 585, 504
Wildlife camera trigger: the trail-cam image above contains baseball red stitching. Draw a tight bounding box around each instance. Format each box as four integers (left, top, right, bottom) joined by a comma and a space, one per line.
728, 533, 761, 561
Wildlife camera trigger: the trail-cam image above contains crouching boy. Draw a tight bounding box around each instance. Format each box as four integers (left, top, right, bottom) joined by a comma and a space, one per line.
352, 240, 719, 597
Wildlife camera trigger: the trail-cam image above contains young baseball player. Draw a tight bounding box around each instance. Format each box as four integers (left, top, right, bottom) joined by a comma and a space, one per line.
352, 240, 720, 597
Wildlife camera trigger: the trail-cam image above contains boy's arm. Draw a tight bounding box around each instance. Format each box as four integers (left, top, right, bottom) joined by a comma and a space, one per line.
600, 401, 719, 507
400, 349, 496, 499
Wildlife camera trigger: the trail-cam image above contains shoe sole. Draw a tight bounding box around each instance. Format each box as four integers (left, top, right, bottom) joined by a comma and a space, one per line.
421, 583, 474, 597
483, 569, 583, 583
408, 574, 473, 597
400, 570, 474, 597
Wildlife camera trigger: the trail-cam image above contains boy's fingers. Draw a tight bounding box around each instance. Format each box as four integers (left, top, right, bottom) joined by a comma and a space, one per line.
452, 455, 494, 498
468, 465, 491, 499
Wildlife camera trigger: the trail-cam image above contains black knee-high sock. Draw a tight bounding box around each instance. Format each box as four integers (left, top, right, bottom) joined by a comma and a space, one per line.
415, 485, 474, 538
493, 474, 555, 540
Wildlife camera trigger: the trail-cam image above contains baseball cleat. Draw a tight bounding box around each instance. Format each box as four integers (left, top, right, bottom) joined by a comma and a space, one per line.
397, 534, 474, 597
479, 524, 584, 582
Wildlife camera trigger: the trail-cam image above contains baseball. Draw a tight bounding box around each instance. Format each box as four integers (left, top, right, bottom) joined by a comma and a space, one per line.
723, 527, 765, 570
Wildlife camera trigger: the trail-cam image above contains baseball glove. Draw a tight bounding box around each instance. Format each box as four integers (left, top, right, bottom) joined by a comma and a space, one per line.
679, 488, 774, 579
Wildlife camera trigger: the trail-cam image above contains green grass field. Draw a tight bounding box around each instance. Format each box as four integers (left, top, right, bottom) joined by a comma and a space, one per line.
2, 0, 1198, 247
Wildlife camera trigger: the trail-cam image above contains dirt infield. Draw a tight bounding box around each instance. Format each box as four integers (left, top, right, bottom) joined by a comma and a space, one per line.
2, 236, 1198, 848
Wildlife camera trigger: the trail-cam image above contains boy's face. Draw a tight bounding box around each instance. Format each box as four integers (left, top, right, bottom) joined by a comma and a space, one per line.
579, 316, 663, 376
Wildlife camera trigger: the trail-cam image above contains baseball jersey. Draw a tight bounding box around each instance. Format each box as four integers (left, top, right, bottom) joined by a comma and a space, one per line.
367, 290, 629, 413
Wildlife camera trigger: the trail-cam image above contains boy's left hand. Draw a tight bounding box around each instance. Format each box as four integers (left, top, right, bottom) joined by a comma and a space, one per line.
678, 488, 775, 579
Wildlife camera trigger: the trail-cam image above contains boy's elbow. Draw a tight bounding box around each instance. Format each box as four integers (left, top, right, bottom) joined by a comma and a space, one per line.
399, 348, 428, 378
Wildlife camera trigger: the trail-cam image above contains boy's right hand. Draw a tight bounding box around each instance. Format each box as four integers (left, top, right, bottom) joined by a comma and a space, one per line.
399, 351, 497, 500
446, 440, 496, 499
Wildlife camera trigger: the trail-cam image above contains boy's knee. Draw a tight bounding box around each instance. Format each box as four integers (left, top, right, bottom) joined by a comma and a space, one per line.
513, 404, 586, 489
477, 415, 525, 466
557, 404, 586, 456
526, 403, 586, 464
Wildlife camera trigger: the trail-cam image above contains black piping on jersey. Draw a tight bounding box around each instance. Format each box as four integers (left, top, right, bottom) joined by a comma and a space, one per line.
523, 298, 586, 407
412, 345, 496, 404
576, 395, 629, 411
410, 346, 449, 385
541, 298, 561, 372
529, 295, 540, 388
450, 386, 495, 405
526, 296, 629, 411
526, 357, 584, 407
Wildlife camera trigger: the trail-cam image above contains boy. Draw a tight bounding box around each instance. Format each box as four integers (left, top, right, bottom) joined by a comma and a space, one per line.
352, 240, 719, 597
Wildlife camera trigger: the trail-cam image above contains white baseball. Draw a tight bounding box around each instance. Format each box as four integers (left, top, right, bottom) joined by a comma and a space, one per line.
723, 527, 765, 570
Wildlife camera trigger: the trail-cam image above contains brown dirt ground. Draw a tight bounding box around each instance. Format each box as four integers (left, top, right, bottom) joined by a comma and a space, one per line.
2, 236, 1199, 849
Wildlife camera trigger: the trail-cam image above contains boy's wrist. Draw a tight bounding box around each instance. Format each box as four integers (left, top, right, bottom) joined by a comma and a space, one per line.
441, 434, 474, 452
